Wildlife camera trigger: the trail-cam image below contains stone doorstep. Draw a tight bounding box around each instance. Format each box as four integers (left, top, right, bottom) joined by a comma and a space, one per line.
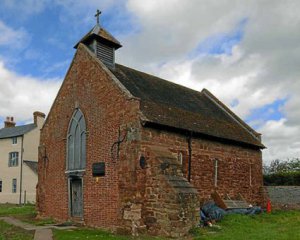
34, 229, 53, 240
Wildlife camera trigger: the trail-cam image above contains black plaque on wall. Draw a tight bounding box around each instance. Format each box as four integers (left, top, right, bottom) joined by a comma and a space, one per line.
92, 162, 105, 177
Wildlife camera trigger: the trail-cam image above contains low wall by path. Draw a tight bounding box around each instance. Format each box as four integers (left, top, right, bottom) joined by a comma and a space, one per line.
265, 186, 300, 210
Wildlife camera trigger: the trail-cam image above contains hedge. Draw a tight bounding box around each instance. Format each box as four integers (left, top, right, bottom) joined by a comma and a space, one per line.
264, 171, 300, 186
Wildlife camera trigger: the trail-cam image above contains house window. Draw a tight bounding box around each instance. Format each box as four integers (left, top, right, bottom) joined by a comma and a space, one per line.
12, 137, 17, 144
0, 180, 2, 192
8, 152, 19, 167
67, 108, 86, 171
214, 159, 219, 187
12, 179, 17, 193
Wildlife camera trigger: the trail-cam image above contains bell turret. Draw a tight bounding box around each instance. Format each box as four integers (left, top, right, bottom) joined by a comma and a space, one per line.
74, 10, 122, 69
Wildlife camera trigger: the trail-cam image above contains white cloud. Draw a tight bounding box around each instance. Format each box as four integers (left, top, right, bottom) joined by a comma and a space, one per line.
1, 0, 299, 163
0, 21, 29, 49
0, 61, 61, 125
117, 0, 300, 163
259, 119, 300, 162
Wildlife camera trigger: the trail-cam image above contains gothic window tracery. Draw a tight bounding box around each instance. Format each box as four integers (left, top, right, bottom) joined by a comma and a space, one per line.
67, 109, 86, 170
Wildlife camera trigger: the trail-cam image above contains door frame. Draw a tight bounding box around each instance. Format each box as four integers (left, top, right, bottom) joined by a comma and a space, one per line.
67, 175, 84, 220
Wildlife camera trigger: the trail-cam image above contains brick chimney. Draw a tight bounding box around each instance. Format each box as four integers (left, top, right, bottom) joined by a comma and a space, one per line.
4, 116, 16, 128
33, 111, 46, 126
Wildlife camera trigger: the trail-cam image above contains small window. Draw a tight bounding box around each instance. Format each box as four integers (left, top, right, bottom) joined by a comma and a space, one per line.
12, 179, 17, 193
214, 159, 219, 187
9, 152, 19, 167
12, 137, 17, 144
178, 152, 183, 165
0, 180, 2, 192
249, 166, 252, 186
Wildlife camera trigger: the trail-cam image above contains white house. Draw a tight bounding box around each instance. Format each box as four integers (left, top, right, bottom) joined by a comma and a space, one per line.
0, 112, 45, 204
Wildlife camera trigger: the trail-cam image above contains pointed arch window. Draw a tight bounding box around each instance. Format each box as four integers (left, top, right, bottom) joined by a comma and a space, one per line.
67, 109, 86, 171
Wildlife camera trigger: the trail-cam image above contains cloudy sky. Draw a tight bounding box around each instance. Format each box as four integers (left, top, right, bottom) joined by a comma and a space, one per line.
0, 0, 299, 163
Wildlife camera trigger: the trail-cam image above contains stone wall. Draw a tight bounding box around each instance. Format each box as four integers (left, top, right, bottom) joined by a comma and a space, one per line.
116, 135, 199, 237
141, 146, 199, 237
265, 186, 300, 209
140, 127, 264, 206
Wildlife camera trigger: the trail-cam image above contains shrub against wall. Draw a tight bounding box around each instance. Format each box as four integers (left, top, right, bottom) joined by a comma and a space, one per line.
263, 158, 300, 186
264, 172, 300, 186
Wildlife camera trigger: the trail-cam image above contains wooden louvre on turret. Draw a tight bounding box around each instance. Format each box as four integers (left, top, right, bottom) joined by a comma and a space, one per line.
96, 41, 114, 67
74, 11, 122, 69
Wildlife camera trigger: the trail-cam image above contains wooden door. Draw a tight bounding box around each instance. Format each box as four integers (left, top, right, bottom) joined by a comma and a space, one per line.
70, 178, 83, 217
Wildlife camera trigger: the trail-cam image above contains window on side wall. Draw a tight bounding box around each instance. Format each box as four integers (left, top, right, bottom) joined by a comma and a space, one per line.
8, 152, 19, 167
214, 159, 219, 187
178, 152, 183, 165
12, 179, 17, 193
249, 164, 254, 186
12, 137, 17, 144
0, 180, 2, 192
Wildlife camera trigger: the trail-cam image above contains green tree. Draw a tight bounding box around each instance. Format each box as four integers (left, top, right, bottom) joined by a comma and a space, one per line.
265, 158, 300, 174
264, 158, 300, 186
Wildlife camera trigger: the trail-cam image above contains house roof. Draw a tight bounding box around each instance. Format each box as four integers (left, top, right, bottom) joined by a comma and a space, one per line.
110, 64, 264, 148
0, 123, 36, 139
74, 24, 122, 49
23, 160, 38, 174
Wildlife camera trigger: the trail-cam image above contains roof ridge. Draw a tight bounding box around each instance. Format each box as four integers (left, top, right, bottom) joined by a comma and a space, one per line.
7, 122, 34, 128
0, 123, 36, 139
0, 122, 35, 131
201, 88, 262, 142
74, 24, 122, 49
82, 44, 136, 99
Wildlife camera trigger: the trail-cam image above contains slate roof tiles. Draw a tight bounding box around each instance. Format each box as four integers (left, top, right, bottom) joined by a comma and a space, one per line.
110, 64, 264, 148
0, 123, 36, 139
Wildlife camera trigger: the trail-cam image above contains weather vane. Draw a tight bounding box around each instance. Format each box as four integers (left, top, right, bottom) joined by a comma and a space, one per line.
95, 9, 101, 24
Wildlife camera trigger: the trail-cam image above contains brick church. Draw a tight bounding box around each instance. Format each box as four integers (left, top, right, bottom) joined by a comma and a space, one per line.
37, 12, 265, 237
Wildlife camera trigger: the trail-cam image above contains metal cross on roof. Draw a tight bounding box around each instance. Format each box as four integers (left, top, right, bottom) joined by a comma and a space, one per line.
95, 9, 101, 24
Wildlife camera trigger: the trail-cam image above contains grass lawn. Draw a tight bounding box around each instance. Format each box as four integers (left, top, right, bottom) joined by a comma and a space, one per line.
53, 228, 166, 240
1, 204, 300, 239
0, 204, 36, 217
53, 211, 300, 240
192, 210, 300, 240
0, 220, 34, 240
0, 204, 54, 225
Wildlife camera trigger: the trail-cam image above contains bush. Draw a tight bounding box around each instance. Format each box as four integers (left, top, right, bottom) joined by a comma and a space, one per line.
264, 171, 300, 186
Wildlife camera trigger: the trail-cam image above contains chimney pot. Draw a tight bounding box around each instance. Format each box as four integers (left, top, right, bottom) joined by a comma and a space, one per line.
4, 116, 16, 128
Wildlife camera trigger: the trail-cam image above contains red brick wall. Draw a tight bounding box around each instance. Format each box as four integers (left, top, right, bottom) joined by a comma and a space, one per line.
140, 127, 264, 206
37, 44, 141, 229
38, 43, 264, 236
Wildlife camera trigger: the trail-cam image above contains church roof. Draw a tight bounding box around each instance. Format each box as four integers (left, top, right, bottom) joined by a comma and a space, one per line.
74, 24, 122, 49
110, 64, 264, 148
0, 123, 36, 139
